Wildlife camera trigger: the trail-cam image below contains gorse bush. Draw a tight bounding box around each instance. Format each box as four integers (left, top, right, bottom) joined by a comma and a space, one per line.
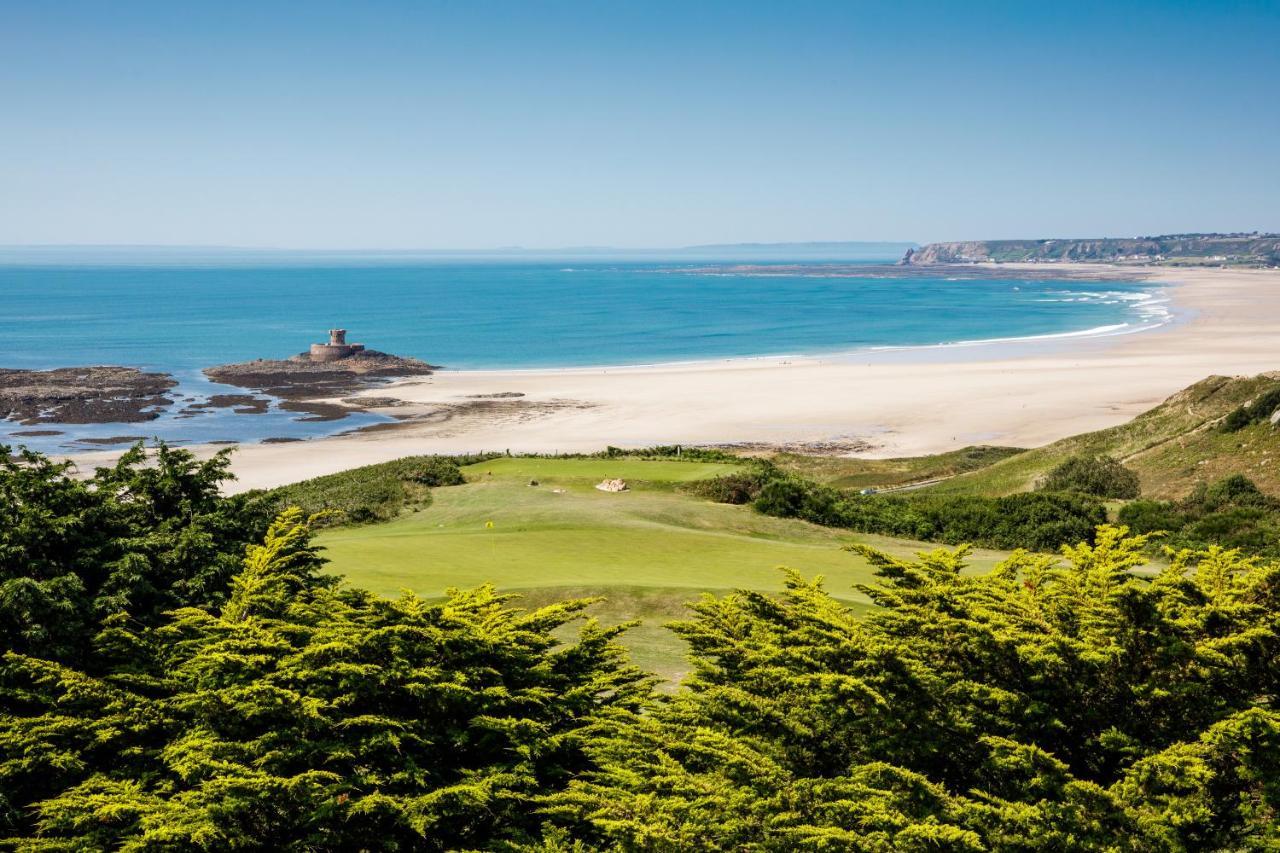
3, 446, 1279, 849
1037, 453, 1141, 499
262, 454, 479, 524
741, 472, 1106, 551
682, 468, 770, 504
1220, 383, 1280, 432
1120, 473, 1280, 557
1200, 472, 1271, 508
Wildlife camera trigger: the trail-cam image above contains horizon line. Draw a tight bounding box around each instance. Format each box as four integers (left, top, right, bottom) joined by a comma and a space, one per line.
0, 240, 918, 254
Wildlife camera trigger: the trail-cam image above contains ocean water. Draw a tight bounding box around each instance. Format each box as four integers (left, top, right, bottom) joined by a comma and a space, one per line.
1, 258, 1171, 453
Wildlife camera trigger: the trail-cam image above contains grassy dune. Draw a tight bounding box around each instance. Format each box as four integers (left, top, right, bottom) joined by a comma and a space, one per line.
930, 373, 1280, 499
318, 457, 1009, 684
768, 445, 1023, 490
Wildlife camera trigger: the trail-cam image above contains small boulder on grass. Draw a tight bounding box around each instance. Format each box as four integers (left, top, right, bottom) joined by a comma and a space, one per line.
595, 478, 629, 493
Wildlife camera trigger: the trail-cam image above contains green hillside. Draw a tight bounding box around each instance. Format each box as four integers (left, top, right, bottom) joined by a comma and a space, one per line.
931, 372, 1280, 498
285, 372, 1280, 682
766, 444, 1023, 490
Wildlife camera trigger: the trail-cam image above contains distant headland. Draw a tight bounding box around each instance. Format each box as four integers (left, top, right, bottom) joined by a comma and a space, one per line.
901, 233, 1280, 268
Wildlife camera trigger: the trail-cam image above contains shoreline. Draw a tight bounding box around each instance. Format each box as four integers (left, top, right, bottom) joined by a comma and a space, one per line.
58, 263, 1280, 492
386, 277, 1175, 377
426, 315, 1166, 376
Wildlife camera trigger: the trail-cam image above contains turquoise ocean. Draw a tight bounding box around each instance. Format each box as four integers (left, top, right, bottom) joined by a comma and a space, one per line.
0, 254, 1172, 453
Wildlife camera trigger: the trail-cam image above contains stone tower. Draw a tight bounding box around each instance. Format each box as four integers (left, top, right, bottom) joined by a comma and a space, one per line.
309, 328, 366, 362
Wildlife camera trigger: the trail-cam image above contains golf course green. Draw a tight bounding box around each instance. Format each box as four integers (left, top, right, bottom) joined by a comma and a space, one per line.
318, 456, 1010, 683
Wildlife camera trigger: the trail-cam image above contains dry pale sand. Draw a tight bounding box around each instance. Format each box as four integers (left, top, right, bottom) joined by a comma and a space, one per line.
70, 264, 1280, 492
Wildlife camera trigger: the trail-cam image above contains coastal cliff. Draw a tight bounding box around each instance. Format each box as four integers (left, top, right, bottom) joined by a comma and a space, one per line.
902, 233, 1280, 267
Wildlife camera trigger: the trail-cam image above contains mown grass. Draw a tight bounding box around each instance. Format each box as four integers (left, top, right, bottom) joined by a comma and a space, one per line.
318, 457, 1009, 686
458, 456, 744, 488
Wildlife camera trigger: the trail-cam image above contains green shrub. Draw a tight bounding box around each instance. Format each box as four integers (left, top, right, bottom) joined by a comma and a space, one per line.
1221, 406, 1253, 432
0, 442, 269, 664
392, 456, 467, 487
264, 455, 471, 525
741, 472, 1106, 551
684, 470, 767, 504
1200, 473, 1270, 509
1220, 384, 1280, 432
1039, 454, 1141, 499
553, 528, 1280, 848
1119, 474, 1280, 557
1116, 499, 1187, 534
6, 443, 1280, 848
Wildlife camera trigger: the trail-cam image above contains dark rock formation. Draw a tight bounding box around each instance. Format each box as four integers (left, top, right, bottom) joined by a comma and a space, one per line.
0, 366, 177, 425
207, 394, 271, 414
204, 349, 436, 421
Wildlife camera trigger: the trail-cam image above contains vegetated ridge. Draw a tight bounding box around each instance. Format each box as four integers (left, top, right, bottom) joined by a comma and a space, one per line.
931, 371, 1280, 498
902, 232, 1280, 267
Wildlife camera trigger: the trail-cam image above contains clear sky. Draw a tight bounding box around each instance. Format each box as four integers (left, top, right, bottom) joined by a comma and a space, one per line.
3, 1, 1277, 249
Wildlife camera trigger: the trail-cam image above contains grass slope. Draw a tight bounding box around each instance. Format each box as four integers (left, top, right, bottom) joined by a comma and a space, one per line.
932, 373, 1280, 499
318, 457, 1009, 684
769, 445, 1023, 490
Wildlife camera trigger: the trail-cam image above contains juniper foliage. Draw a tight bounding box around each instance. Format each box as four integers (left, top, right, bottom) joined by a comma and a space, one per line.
2, 510, 650, 849
0, 442, 270, 666
552, 528, 1280, 849
2, 444, 1279, 851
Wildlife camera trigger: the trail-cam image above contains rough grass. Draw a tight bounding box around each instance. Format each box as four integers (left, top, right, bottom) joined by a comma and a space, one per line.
317, 457, 1009, 686
769, 445, 1024, 490
930, 373, 1280, 499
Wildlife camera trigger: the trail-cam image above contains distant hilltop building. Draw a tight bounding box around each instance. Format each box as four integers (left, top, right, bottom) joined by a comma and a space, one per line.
309, 328, 366, 362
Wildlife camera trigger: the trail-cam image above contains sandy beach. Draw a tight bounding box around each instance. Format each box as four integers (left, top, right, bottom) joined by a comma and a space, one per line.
66, 263, 1280, 491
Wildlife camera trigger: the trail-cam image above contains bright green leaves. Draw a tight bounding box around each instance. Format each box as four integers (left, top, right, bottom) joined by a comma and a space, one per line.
3, 507, 651, 850
4, 441, 1280, 850
554, 525, 1280, 848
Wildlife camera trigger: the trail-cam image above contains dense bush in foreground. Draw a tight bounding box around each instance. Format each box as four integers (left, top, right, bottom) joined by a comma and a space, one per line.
2, 510, 647, 850
3, 446, 1279, 849
554, 529, 1280, 849
0, 443, 270, 665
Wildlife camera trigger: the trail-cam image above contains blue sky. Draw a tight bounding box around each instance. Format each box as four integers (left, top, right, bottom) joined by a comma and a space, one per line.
2, 1, 1277, 248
